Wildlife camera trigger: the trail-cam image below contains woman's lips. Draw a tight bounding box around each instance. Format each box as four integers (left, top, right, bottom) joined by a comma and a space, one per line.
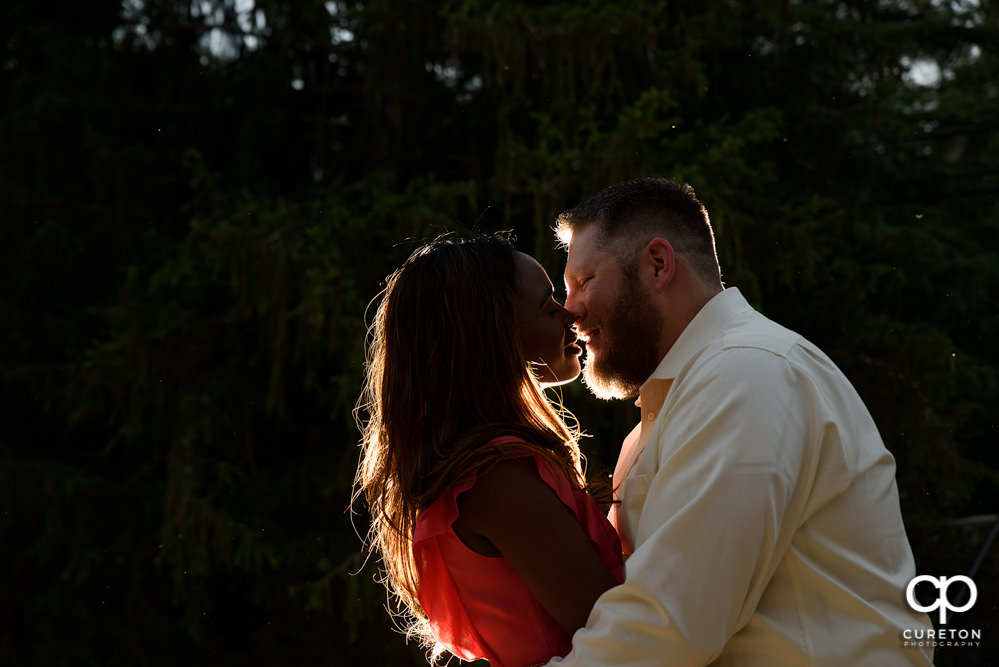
564, 334, 582, 355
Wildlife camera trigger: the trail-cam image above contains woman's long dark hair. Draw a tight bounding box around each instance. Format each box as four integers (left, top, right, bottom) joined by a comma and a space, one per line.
354, 232, 586, 654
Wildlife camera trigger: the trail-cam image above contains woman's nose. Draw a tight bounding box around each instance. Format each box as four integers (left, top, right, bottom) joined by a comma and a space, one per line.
559, 304, 576, 327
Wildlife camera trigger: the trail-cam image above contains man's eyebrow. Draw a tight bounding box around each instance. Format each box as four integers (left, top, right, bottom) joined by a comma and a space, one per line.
538, 285, 554, 309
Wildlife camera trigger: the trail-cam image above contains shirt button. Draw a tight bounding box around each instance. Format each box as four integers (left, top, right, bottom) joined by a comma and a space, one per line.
646, 411, 656, 421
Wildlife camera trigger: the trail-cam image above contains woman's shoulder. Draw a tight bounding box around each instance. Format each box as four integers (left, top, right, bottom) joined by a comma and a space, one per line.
453, 453, 579, 536
414, 439, 574, 543
469, 439, 576, 502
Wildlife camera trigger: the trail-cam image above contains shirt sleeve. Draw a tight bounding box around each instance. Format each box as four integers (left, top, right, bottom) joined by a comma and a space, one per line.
548, 346, 819, 666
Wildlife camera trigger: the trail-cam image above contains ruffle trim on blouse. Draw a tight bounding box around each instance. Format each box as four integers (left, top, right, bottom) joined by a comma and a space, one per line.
413, 437, 572, 545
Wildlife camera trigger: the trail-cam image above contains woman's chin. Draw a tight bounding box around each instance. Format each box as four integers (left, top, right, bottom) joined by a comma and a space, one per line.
538, 364, 582, 387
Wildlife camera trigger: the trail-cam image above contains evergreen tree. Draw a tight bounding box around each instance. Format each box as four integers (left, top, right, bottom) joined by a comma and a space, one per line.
2, 1, 995, 664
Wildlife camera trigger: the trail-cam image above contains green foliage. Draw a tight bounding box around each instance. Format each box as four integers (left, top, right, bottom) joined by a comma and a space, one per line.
2, 0, 997, 665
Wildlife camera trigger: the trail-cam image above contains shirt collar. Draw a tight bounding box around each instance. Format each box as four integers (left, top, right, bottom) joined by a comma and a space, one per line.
646, 286, 754, 384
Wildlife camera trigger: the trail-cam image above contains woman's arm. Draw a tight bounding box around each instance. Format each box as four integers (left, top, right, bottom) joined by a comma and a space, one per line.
453, 459, 619, 634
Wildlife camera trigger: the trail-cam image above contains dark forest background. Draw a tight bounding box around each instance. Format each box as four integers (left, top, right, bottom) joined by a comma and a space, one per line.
3, 0, 998, 665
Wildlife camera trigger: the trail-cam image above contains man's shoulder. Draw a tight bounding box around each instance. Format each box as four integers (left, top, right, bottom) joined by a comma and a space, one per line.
718, 308, 802, 360
690, 309, 841, 388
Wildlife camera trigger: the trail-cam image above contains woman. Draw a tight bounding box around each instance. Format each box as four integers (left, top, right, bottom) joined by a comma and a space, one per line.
355, 233, 623, 666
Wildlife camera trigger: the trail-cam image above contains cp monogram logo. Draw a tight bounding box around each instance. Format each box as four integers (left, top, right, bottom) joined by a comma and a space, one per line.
906, 575, 977, 624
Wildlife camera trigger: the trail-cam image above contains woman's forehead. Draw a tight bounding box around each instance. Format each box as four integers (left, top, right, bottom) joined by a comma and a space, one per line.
513, 251, 553, 291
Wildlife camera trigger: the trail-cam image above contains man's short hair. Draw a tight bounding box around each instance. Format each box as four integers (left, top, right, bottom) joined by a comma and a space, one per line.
556, 177, 721, 283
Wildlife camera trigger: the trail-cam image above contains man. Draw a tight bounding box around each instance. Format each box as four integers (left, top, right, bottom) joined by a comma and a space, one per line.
547, 178, 934, 666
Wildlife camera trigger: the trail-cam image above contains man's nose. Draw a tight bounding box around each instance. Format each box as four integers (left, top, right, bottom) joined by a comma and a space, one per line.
563, 288, 585, 321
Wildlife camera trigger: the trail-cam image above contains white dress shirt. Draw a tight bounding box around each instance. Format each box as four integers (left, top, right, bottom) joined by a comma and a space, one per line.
549, 287, 934, 666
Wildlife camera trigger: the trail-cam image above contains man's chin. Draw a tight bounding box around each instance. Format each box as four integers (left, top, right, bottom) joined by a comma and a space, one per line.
582, 361, 641, 401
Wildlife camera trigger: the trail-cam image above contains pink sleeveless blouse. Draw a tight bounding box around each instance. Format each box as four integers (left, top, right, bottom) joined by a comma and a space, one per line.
412, 439, 624, 667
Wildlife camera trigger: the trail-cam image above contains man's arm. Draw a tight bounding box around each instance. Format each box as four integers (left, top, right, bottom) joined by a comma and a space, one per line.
549, 348, 815, 666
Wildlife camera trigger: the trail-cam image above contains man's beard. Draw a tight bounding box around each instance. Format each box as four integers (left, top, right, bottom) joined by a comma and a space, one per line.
581, 276, 662, 400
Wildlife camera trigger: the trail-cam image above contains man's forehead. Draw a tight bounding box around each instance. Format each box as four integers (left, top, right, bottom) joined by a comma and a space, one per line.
564, 226, 610, 273
565, 224, 600, 254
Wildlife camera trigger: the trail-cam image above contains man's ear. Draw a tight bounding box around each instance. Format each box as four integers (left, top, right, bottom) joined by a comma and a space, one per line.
644, 238, 675, 292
